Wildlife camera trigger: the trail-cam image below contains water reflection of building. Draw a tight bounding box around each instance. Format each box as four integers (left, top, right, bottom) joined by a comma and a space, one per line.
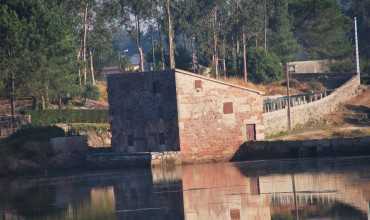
3, 160, 370, 220
180, 163, 270, 220
113, 169, 184, 220
171, 163, 370, 220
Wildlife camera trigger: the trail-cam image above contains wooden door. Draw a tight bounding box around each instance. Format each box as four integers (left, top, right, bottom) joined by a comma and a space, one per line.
246, 124, 256, 141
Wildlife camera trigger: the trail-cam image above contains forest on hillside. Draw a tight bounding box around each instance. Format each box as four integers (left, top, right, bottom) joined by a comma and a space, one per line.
0, 0, 369, 109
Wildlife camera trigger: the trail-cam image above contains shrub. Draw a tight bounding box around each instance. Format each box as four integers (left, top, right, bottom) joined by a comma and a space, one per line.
82, 84, 100, 101
0, 126, 65, 157
6, 125, 65, 142
26, 110, 109, 125
248, 48, 284, 83
0, 126, 66, 173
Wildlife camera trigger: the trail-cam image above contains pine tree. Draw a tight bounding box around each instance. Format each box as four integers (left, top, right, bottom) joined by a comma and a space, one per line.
290, 0, 352, 59
270, 0, 299, 62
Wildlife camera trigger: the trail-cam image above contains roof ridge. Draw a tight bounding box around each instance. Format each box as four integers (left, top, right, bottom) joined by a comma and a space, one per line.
175, 68, 264, 95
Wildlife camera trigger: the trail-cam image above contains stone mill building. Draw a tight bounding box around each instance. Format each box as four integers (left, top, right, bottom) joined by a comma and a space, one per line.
107, 69, 265, 162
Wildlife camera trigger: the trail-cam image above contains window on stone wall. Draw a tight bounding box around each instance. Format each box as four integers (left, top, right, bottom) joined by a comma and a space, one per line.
195, 80, 202, 90
230, 209, 240, 220
128, 134, 134, 146
159, 133, 165, 145
223, 102, 234, 114
152, 81, 160, 94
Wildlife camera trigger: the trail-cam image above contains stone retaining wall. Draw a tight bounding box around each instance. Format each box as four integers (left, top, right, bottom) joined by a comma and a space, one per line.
263, 76, 361, 137
151, 151, 182, 167
232, 136, 370, 161
50, 136, 88, 169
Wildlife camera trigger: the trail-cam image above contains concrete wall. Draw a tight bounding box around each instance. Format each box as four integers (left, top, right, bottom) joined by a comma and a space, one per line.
108, 70, 180, 153
288, 60, 331, 74
263, 76, 360, 137
175, 70, 265, 163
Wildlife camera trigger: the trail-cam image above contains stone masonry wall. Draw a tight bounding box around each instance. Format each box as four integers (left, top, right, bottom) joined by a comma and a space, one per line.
263, 76, 361, 137
108, 70, 180, 153
175, 70, 264, 163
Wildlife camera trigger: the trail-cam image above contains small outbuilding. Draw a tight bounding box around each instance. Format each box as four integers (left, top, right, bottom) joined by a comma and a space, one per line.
107, 69, 264, 163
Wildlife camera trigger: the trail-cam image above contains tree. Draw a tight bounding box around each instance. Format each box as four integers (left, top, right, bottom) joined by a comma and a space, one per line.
0, 0, 79, 109
290, 0, 352, 59
248, 48, 283, 83
347, 0, 370, 69
270, 0, 299, 62
165, 0, 176, 69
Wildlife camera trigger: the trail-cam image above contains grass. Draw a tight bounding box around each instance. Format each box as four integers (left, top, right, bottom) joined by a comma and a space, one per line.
96, 81, 108, 102
331, 129, 370, 138
27, 109, 109, 125
67, 123, 110, 136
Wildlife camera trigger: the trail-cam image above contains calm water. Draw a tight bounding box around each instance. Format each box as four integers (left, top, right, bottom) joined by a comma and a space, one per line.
1, 158, 370, 220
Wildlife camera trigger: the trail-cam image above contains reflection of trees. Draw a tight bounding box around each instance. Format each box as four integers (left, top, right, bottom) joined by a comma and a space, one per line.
39, 186, 118, 220
2, 184, 117, 220
7, 185, 61, 218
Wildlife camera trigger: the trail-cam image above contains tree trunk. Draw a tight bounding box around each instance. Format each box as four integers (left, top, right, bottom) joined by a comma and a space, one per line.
151, 27, 156, 71
41, 95, 45, 110
83, 4, 88, 85
222, 37, 227, 78
90, 50, 95, 85
45, 85, 49, 110
136, 15, 145, 72
77, 46, 82, 86
243, 32, 248, 83
10, 71, 15, 131
232, 36, 237, 72
213, 7, 219, 79
157, 21, 165, 70
166, 0, 175, 69
58, 96, 62, 110
191, 36, 196, 73
264, 0, 268, 52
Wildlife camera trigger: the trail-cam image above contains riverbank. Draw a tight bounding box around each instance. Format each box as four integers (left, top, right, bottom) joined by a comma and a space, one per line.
0, 126, 87, 177
2, 126, 370, 177
87, 135, 370, 168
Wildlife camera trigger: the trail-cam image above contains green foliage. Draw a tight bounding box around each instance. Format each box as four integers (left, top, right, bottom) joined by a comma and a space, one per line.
5, 126, 65, 144
248, 49, 283, 83
290, 0, 352, 59
347, 0, 370, 60
1, 0, 369, 100
270, 0, 299, 62
27, 110, 109, 125
67, 123, 110, 137
82, 84, 100, 101
175, 46, 192, 70
0, 126, 65, 160
0, 125, 66, 174
329, 59, 355, 73
0, 0, 79, 106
